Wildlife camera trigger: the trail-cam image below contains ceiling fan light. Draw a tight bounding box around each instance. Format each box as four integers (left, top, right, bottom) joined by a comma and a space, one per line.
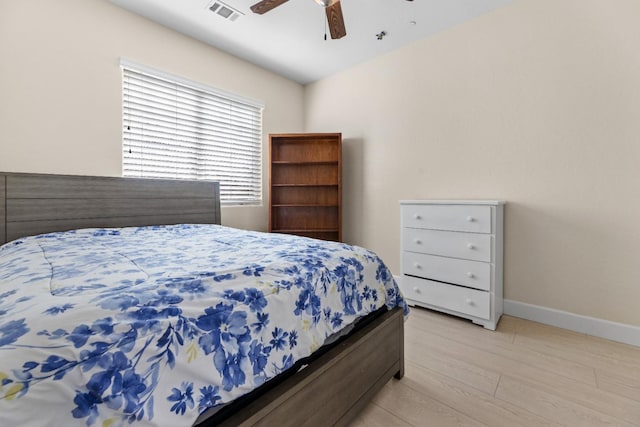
314, 0, 336, 6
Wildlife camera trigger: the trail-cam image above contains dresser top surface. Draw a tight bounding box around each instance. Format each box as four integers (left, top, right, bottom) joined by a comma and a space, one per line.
400, 200, 505, 206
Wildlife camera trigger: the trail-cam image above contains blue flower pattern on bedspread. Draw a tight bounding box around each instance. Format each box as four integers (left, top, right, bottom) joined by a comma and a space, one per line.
0, 224, 407, 426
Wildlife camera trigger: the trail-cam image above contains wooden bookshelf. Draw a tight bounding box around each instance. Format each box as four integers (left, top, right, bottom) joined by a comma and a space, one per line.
269, 133, 342, 242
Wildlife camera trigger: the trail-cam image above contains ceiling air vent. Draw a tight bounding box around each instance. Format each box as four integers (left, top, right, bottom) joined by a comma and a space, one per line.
209, 1, 243, 21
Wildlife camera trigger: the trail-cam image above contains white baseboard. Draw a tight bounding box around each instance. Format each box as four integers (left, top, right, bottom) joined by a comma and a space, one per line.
504, 299, 640, 347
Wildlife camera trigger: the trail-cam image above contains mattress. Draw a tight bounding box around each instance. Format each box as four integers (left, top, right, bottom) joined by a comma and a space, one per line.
0, 224, 406, 426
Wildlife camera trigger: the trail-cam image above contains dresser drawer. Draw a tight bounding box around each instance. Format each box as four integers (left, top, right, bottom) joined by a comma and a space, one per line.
402, 276, 490, 320
402, 204, 492, 233
403, 251, 491, 291
402, 228, 492, 262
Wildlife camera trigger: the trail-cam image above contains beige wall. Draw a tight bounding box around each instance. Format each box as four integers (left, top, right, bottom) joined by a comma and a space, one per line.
305, 0, 640, 326
0, 0, 304, 231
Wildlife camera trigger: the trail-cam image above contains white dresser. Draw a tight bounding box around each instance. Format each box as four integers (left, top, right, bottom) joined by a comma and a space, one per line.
400, 200, 504, 330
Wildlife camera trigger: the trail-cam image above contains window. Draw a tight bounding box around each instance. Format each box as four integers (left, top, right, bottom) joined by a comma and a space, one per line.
121, 59, 264, 205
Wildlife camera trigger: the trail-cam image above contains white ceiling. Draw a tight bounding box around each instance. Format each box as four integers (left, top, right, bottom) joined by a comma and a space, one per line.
109, 0, 515, 84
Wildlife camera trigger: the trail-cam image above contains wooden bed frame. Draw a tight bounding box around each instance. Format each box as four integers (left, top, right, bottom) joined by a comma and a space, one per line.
0, 172, 404, 426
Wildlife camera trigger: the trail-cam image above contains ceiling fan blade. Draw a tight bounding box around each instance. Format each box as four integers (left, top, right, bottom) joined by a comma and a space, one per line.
326, 1, 346, 39
250, 0, 289, 14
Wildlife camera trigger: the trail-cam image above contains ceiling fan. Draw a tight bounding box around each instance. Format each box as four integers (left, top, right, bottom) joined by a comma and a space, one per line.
250, 0, 347, 39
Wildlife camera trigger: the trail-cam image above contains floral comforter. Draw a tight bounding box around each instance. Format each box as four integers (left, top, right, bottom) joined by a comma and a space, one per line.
0, 224, 406, 426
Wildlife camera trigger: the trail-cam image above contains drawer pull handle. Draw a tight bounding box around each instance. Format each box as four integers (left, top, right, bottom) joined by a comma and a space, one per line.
466, 272, 475, 279
413, 214, 422, 220
414, 262, 421, 269
413, 286, 421, 293
465, 298, 474, 306
466, 216, 475, 222
467, 243, 475, 250
414, 239, 422, 245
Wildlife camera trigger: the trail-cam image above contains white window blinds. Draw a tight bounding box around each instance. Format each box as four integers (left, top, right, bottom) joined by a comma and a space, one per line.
121, 60, 264, 205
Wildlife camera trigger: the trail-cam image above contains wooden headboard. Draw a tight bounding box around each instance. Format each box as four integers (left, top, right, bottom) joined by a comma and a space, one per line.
1, 173, 221, 245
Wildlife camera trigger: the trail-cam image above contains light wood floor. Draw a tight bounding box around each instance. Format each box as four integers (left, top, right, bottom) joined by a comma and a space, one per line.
351, 307, 640, 427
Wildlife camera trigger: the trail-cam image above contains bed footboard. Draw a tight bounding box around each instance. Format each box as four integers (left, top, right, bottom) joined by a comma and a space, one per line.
211, 306, 404, 427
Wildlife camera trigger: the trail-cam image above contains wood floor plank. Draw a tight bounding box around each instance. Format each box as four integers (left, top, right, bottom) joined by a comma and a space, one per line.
408, 307, 517, 345
373, 380, 488, 427
350, 402, 413, 427
515, 319, 640, 371
495, 375, 637, 427
402, 362, 561, 427
513, 330, 640, 384
405, 337, 501, 395
408, 307, 597, 386
497, 372, 640, 426
595, 368, 640, 403
407, 322, 591, 391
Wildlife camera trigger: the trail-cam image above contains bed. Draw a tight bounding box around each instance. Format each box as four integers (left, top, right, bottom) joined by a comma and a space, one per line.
0, 172, 406, 427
